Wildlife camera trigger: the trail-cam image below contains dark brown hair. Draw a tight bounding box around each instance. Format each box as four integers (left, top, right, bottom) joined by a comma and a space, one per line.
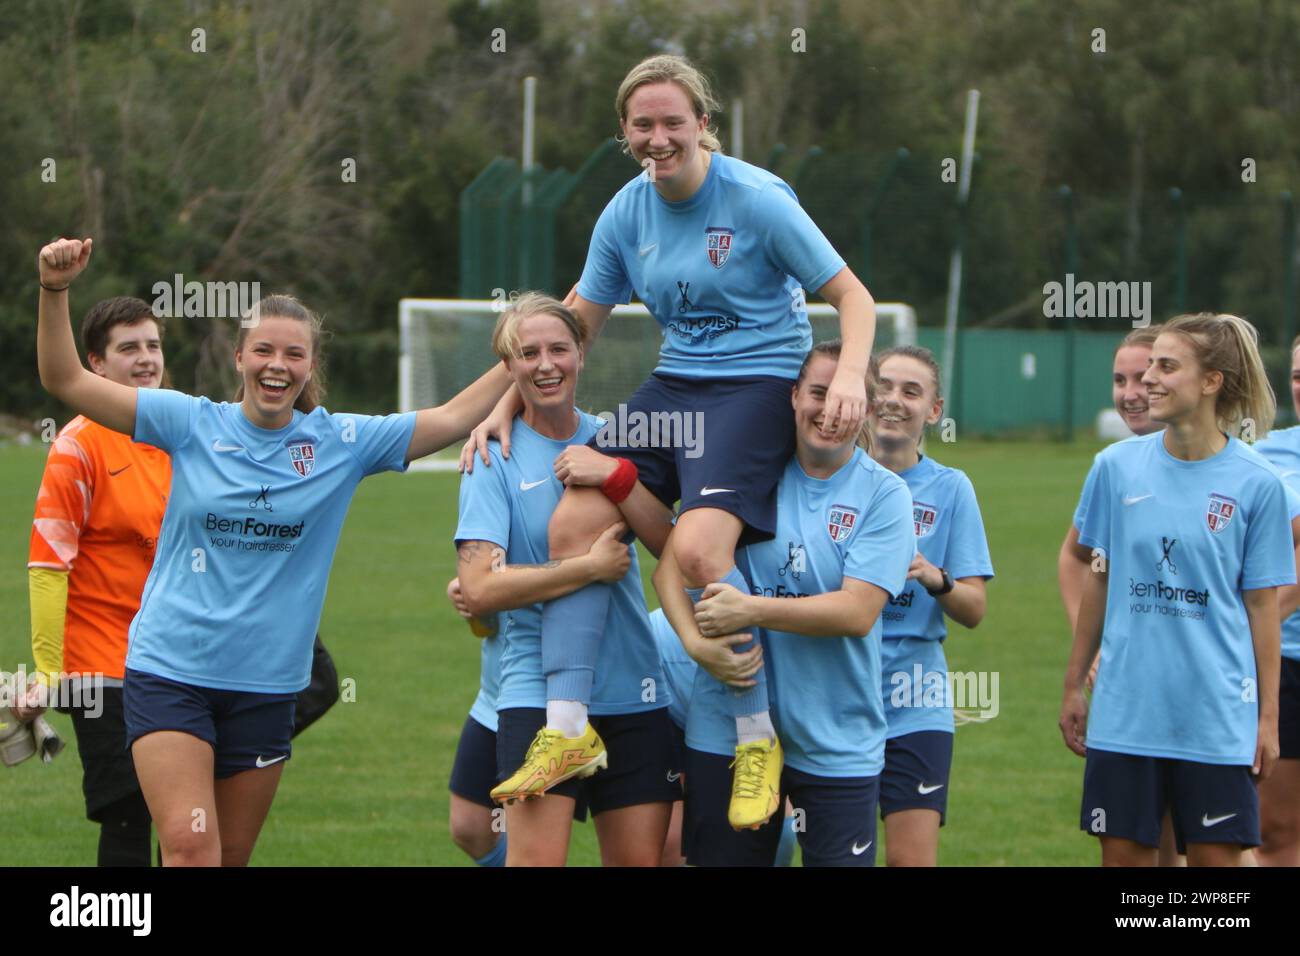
81, 297, 164, 359
234, 295, 327, 413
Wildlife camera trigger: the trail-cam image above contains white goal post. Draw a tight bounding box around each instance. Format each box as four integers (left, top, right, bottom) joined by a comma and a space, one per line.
398, 299, 917, 470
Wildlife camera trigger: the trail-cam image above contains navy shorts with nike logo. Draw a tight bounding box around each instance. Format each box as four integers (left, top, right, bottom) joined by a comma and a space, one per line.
682, 748, 880, 867
1080, 748, 1260, 853
880, 730, 954, 822
587, 373, 796, 546
123, 668, 295, 779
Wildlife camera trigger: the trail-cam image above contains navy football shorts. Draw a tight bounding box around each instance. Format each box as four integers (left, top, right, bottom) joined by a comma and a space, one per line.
588, 373, 796, 546
68, 684, 145, 822
1080, 748, 1260, 853
682, 747, 880, 867
1280, 656, 1300, 760
496, 707, 678, 816
449, 715, 498, 809
879, 730, 953, 823
123, 667, 295, 779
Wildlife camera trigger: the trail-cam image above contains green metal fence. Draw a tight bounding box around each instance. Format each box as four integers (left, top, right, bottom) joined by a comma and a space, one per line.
460, 142, 1300, 435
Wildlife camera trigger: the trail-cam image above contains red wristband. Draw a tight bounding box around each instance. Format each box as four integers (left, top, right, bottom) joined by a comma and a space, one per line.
600, 457, 638, 504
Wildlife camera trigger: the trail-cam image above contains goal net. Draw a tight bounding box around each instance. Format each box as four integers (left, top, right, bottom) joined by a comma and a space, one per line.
399, 299, 917, 470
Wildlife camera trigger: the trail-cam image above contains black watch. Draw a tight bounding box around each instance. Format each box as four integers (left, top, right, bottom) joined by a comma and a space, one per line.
925, 567, 955, 597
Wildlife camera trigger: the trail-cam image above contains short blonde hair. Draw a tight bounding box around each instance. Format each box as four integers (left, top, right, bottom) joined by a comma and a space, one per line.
490, 292, 587, 362
615, 54, 722, 155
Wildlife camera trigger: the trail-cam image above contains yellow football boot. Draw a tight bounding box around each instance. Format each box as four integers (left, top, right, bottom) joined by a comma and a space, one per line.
727, 735, 783, 830
490, 723, 607, 804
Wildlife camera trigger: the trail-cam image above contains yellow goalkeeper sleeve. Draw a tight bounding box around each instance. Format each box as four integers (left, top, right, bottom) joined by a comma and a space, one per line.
29, 567, 69, 687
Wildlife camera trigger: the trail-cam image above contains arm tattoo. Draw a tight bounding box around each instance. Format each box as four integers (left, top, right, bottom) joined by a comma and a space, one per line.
456, 541, 484, 567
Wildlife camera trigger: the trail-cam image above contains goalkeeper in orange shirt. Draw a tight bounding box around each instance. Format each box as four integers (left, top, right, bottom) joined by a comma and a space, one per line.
14, 296, 171, 866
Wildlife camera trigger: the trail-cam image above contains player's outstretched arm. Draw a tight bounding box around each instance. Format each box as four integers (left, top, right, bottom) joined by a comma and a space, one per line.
36, 238, 137, 436
1059, 562, 1106, 756
694, 577, 883, 639
817, 266, 875, 444
406, 360, 515, 465
651, 538, 761, 687
456, 523, 630, 616
1244, 586, 1282, 780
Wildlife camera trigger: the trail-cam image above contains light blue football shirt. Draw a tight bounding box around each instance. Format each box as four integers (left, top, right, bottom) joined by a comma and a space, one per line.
577, 153, 845, 381
649, 608, 695, 730
1077, 432, 1295, 764
685, 449, 915, 777
1249, 425, 1300, 662
465, 632, 504, 733
129, 388, 416, 692
880, 454, 994, 738
454, 412, 665, 716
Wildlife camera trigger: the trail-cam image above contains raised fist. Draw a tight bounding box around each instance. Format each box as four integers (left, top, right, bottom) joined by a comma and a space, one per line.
38, 237, 94, 289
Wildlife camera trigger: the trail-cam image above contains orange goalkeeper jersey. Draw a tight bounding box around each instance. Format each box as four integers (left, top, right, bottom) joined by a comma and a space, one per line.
28, 416, 171, 679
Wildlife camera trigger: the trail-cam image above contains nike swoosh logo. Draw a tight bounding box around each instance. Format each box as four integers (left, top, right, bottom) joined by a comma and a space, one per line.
639, 243, 657, 257
917, 782, 945, 795
1123, 494, 1153, 505
255, 754, 288, 768
666, 770, 681, 782
108, 464, 132, 476
519, 478, 548, 491
212, 440, 245, 453
698, 487, 735, 496
851, 840, 872, 856
1202, 812, 1236, 827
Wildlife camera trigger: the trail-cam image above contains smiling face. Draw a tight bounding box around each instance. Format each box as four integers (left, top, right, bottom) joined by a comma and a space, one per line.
235, 316, 314, 428
504, 311, 583, 414
1113, 345, 1159, 435
621, 81, 708, 195
1142, 331, 1220, 425
88, 319, 164, 389
868, 354, 943, 452
792, 353, 860, 457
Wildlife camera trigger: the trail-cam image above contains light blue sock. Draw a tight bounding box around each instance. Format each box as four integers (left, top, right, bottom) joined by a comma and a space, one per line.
542, 583, 612, 704
686, 566, 769, 717
719, 566, 768, 716
774, 814, 798, 867
474, 834, 507, 867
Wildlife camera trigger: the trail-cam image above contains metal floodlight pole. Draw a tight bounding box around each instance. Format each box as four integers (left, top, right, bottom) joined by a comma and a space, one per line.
941, 90, 979, 415
731, 99, 744, 161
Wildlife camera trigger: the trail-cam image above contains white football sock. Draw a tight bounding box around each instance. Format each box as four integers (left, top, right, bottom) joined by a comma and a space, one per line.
547, 700, 588, 738
736, 711, 775, 746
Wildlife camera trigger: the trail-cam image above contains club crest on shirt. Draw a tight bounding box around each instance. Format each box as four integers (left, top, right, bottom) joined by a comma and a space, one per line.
827, 504, 859, 543
913, 502, 939, 538
705, 226, 733, 269
1206, 493, 1236, 533
287, 440, 315, 478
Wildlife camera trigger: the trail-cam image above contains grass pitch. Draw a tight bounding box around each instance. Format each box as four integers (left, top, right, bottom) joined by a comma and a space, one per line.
0, 437, 1105, 866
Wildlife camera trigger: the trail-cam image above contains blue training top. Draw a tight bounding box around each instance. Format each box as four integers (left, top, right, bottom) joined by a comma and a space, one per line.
686, 448, 914, 777
454, 412, 666, 716
577, 153, 845, 381
1248, 425, 1300, 662
129, 388, 416, 693
881, 453, 994, 738
1076, 432, 1294, 764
